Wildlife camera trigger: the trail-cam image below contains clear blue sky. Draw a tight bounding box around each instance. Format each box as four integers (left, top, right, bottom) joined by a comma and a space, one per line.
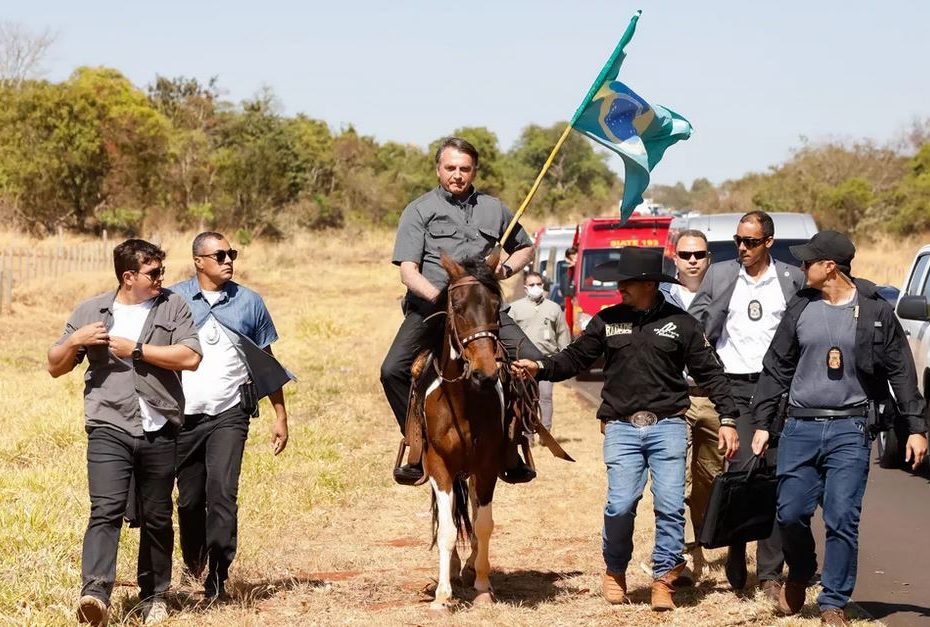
8, 0, 930, 187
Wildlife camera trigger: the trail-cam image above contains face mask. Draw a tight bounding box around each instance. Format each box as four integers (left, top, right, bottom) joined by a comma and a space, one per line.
526, 285, 545, 301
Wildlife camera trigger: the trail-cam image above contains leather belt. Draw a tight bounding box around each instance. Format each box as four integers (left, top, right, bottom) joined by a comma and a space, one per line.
787, 406, 869, 419
727, 372, 761, 382
615, 411, 681, 427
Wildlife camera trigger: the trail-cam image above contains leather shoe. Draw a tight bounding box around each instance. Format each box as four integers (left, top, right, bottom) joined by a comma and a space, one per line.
501, 460, 536, 484
601, 570, 627, 604
761, 579, 782, 605
652, 561, 686, 611
776, 579, 807, 616
393, 463, 424, 485
725, 544, 748, 591
821, 608, 851, 626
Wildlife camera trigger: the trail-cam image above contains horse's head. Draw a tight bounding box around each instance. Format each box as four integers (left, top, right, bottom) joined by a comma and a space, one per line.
440, 250, 503, 389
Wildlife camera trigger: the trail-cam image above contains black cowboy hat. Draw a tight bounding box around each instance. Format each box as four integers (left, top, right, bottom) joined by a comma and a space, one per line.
591, 247, 680, 285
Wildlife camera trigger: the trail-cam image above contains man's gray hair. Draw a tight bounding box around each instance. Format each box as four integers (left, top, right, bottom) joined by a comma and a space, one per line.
192, 231, 225, 256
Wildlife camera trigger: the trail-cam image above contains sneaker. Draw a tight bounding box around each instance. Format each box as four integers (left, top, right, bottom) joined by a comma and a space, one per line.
76, 595, 108, 626
141, 598, 168, 624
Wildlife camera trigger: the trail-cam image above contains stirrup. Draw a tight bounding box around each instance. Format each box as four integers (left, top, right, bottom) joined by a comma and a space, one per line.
393, 438, 427, 486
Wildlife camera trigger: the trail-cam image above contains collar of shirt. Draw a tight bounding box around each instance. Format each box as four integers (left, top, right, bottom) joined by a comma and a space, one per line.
737, 258, 778, 286
176, 277, 238, 329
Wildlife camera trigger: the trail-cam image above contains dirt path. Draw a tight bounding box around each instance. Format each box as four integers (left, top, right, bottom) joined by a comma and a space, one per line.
182, 380, 875, 626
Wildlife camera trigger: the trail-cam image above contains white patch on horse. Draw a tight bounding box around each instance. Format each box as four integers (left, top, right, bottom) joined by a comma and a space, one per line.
429, 477, 457, 608
424, 375, 441, 399
449, 336, 459, 361
495, 379, 505, 427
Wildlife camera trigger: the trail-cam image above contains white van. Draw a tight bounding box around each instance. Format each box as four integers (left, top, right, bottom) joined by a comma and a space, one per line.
531, 225, 577, 278
667, 212, 819, 267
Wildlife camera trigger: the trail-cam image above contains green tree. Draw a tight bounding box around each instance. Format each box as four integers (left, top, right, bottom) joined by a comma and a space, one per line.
889, 144, 930, 234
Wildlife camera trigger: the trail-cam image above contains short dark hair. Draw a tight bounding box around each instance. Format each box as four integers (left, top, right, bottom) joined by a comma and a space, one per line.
192, 231, 225, 256
113, 239, 165, 285
434, 137, 479, 167
740, 210, 775, 238
676, 229, 707, 244
524, 271, 543, 284
565, 247, 578, 258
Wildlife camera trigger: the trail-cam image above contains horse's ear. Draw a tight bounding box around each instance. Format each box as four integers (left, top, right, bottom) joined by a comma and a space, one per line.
485, 246, 501, 272
440, 252, 464, 280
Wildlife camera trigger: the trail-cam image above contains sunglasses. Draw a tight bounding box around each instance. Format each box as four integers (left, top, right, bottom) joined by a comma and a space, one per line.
196, 249, 238, 263
733, 235, 769, 248
136, 266, 166, 281
677, 250, 709, 260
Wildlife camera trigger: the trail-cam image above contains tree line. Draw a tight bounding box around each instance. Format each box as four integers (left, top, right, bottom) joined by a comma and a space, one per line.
0, 68, 620, 239
649, 123, 930, 238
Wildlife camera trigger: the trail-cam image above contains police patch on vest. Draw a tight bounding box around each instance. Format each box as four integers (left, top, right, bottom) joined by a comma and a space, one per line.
748, 299, 763, 321
605, 323, 633, 337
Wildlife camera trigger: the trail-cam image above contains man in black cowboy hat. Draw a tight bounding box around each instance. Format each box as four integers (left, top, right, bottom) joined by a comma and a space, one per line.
512, 246, 739, 612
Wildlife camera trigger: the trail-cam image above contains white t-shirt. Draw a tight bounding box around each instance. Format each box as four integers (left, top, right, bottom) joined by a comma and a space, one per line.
181, 290, 250, 415
111, 297, 167, 432
671, 283, 698, 311
716, 262, 786, 374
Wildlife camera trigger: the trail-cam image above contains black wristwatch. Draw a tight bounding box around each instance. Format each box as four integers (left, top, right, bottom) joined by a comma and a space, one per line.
132, 342, 144, 361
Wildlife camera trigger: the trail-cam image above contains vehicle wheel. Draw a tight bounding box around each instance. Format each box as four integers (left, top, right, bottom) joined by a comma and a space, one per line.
877, 428, 903, 469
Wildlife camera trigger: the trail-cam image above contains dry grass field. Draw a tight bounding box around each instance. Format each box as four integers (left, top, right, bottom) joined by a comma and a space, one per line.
0, 227, 923, 626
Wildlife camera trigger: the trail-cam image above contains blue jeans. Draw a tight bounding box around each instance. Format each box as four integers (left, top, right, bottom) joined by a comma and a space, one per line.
602, 417, 687, 578
776, 417, 871, 611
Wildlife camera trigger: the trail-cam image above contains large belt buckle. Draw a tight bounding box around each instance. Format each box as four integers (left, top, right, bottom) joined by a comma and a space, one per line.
630, 411, 658, 428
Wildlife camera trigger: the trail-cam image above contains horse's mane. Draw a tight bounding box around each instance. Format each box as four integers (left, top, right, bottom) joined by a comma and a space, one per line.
458, 255, 503, 298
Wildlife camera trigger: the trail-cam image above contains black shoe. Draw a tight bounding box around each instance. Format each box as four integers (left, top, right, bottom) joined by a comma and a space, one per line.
501, 460, 537, 484
393, 463, 424, 485
725, 544, 748, 590
204, 577, 227, 602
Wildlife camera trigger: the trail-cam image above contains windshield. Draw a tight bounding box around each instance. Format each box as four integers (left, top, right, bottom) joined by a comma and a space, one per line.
707, 240, 807, 267
580, 247, 664, 291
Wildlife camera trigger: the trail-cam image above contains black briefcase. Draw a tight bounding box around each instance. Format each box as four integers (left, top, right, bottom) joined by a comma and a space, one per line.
698, 455, 778, 549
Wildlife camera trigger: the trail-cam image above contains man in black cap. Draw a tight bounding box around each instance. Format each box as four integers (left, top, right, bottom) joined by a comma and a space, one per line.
512, 247, 739, 612
750, 230, 928, 626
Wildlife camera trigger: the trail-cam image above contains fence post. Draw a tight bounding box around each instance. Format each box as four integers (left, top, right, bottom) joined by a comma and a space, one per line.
1, 269, 11, 313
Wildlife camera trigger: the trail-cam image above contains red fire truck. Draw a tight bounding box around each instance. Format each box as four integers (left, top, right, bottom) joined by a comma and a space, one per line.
563, 216, 673, 336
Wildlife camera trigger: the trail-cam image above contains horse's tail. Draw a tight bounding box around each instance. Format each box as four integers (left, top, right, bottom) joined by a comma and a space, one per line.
430, 476, 473, 549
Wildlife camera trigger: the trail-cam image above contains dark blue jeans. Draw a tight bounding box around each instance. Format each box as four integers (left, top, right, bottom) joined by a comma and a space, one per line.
776, 416, 871, 610
602, 417, 688, 578
82, 425, 176, 605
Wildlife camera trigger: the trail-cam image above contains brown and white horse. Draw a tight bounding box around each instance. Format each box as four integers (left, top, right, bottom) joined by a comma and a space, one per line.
422, 251, 509, 610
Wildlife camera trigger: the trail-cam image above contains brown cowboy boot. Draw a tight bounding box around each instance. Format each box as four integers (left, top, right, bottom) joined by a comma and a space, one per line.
601, 570, 627, 604
651, 561, 686, 611
820, 608, 851, 626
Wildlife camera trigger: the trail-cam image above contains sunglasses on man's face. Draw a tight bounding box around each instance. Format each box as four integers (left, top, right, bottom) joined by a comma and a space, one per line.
676, 250, 709, 260
136, 266, 166, 281
733, 235, 769, 249
196, 249, 238, 264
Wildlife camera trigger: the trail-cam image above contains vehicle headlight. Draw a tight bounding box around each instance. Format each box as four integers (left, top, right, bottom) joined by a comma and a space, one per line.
579, 312, 593, 330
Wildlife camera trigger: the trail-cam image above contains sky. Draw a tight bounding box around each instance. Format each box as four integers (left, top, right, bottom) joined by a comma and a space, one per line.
7, 0, 930, 188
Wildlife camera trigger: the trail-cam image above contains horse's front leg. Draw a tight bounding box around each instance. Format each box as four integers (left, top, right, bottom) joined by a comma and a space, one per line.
470, 474, 497, 604
429, 477, 457, 610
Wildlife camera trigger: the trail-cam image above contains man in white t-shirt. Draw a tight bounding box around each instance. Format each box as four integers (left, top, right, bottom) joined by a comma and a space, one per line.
690, 211, 805, 601
170, 232, 292, 601
48, 239, 202, 626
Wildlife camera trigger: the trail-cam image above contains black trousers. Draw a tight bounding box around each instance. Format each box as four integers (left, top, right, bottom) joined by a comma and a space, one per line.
82, 424, 176, 605
176, 405, 250, 589
728, 376, 785, 581
380, 305, 545, 433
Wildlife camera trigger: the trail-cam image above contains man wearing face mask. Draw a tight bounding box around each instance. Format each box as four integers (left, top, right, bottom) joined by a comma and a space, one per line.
510, 271, 571, 435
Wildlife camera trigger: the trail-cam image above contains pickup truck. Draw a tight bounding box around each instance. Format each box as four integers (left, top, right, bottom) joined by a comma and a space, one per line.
884, 245, 930, 468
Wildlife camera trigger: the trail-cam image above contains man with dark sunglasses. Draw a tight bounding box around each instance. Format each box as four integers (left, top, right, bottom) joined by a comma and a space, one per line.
659, 229, 717, 585
169, 232, 293, 601
48, 239, 202, 626
690, 210, 805, 601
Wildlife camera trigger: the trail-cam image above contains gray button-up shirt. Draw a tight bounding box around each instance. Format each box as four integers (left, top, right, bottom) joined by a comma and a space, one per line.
55, 289, 202, 436
392, 186, 533, 306
509, 296, 571, 356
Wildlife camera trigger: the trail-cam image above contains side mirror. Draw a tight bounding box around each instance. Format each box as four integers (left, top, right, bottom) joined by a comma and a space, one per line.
557, 262, 575, 298
896, 295, 930, 321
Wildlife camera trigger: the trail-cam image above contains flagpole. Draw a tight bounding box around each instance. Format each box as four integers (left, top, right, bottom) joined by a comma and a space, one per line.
495, 10, 643, 252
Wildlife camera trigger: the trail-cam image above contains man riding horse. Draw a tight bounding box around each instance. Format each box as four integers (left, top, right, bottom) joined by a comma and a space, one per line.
380, 136, 544, 486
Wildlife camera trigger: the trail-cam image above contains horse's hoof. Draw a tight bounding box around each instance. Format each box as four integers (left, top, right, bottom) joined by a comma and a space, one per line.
428, 601, 452, 614
461, 566, 476, 588
473, 591, 495, 606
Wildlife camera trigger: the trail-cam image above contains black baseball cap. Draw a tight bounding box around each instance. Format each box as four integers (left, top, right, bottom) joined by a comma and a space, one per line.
789, 230, 856, 268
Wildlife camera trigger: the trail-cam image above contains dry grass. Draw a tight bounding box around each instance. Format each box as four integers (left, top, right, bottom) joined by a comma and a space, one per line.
0, 227, 916, 626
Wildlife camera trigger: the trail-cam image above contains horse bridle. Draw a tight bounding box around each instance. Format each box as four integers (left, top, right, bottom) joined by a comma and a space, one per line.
435, 276, 502, 383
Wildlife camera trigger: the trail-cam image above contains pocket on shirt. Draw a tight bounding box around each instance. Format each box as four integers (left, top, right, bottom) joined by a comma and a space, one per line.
606, 334, 633, 351
149, 321, 176, 345
427, 220, 457, 239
